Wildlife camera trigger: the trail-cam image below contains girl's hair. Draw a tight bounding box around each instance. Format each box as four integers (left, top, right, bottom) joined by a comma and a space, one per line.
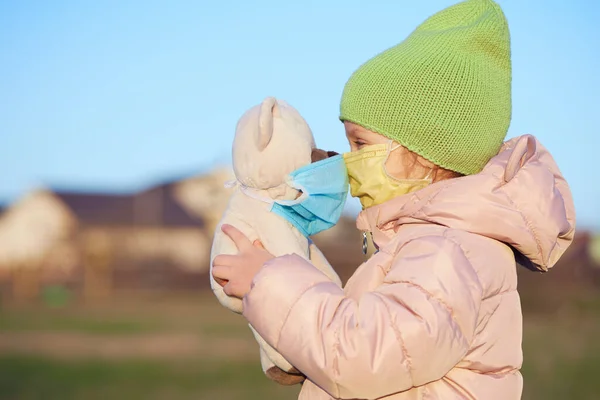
401, 145, 464, 183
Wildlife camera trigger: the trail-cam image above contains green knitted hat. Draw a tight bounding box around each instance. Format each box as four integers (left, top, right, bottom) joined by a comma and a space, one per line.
340, 0, 511, 175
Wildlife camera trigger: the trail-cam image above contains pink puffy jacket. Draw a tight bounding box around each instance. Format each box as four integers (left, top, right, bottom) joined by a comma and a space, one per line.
242, 135, 576, 399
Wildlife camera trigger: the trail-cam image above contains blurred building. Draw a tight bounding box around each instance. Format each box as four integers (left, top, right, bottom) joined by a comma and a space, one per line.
590, 233, 600, 266
172, 166, 235, 235
0, 189, 78, 284
0, 169, 226, 297
53, 179, 211, 291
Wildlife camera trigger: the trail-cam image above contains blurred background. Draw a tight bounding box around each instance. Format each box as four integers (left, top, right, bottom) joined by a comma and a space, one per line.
0, 0, 598, 399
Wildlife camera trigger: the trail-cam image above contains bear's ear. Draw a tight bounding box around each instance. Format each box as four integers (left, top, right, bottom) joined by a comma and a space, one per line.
311, 148, 328, 163
257, 97, 280, 151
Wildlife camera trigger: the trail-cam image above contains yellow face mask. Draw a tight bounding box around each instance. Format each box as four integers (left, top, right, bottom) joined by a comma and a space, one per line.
343, 142, 432, 209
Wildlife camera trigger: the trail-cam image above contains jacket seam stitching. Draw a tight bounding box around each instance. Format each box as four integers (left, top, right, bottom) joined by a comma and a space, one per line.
274, 281, 342, 399
440, 232, 484, 348
406, 180, 462, 219
274, 281, 322, 349
441, 231, 485, 295
481, 288, 515, 302
372, 291, 415, 387
499, 187, 545, 265
332, 324, 341, 397
390, 280, 460, 332
457, 366, 520, 377
376, 179, 459, 233
391, 232, 490, 310
389, 233, 484, 303
435, 230, 517, 302
378, 280, 472, 383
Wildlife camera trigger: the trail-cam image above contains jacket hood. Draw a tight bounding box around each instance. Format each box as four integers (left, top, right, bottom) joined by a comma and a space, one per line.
357, 135, 576, 272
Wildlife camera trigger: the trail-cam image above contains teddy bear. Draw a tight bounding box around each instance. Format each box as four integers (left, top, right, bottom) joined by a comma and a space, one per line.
209, 97, 343, 385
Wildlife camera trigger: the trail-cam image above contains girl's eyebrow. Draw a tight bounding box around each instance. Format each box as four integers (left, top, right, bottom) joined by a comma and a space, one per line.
351, 130, 368, 140
346, 126, 363, 137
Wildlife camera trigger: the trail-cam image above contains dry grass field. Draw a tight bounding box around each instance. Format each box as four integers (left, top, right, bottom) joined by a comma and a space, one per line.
0, 290, 598, 399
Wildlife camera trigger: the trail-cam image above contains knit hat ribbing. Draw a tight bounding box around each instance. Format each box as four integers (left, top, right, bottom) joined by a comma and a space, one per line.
340, 0, 512, 175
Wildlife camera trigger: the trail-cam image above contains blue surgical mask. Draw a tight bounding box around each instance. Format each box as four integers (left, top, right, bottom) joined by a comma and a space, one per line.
271, 155, 349, 237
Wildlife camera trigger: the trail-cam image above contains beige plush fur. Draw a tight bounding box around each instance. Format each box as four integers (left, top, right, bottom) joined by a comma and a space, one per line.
209, 97, 342, 385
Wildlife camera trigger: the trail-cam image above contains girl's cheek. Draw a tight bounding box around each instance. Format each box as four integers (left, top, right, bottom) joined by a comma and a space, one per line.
385, 152, 407, 179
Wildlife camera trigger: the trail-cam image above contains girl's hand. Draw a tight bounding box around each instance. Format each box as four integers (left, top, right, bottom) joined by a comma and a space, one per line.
212, 224, 275, 299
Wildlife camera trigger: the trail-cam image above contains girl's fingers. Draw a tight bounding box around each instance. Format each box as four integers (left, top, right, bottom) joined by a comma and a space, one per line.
221, 224, 252, 252
253, 240, 266, 250
212, 264, 232, 282
213, 254, 240, 268
214, 276, 228, 287
223, 282, 240, 298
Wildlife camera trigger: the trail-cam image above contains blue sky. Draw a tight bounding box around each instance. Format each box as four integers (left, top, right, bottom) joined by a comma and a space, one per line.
0, 0, 598, 230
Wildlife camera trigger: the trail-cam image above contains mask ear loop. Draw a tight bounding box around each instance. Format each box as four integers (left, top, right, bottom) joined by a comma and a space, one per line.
383, 140, 402, 181
385, 140, 434, 182
423, 169, 434, 182
272, 175, 308, 206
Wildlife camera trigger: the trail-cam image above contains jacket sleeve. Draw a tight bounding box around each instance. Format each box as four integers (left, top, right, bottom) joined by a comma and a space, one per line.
242, 234, 483, 399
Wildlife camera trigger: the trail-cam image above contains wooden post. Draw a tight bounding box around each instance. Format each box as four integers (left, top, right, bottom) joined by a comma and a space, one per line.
11, 262, 41, 303
0, 268, 9, 305
82, 232, 113, 302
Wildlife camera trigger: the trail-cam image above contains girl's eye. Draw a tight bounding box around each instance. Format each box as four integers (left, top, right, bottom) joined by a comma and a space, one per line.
355, 141, 367, 149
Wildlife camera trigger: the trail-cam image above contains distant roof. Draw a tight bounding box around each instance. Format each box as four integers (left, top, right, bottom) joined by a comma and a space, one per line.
53, 182, 204, 228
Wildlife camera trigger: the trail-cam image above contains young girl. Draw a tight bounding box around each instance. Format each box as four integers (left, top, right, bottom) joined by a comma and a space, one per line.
212, 0, 575, 398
